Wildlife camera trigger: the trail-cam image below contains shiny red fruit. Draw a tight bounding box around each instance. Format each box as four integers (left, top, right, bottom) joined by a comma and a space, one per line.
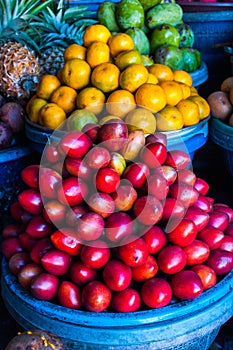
82, 281, 111, 312
2, 223, 22, 238
184, 207, 209, 232
198, 226, 224, 250
146, 132, 167, 147
58, 281, 82, 309
26, 215, 53, 239
85, 146, 111, 169
111, 288, 141, 312
112, 184, 137, 211
171, 270, 204, 300
43, 200, 67, 225
219, 235, 233, 253
95, 167, 120, 193
18, 189, 43, 215
103, 259, 132, 291
141, 277, 173, 308
9, 252, 29, 276
59, 131, 92, 158
118, 237, 148, 267
123, 162, 149, 189
152, 165, 177, 186
165, 150, 191, 170
80, 241, 110, 269
97, 118, 128, 152
70, 260, 97, 287
31, 273, 59, 300
82, 122, 100, 143
158, 245, 187, 274
146, 173, 169, 200
168, 183, 199, 208
18, 263, 43, 290
225, 223, 233, 237
65, 157, 92, 180
161, 198, 185, 222
207, 211, 229, 231
39, 167, 62, 199
133, 195, 163, 225
142, 226, 167, 254
57, 177, 88, 207
192, 194, 212, 213
76, 212, 105, 241
206, 249, 233, 275
1, 237, 22, 259
194, 177, 209, 195
213, 204, 233, 223
177, 168, 196, 186
183, 239, 210, 265
10, 202, 33, 224
132, 254, 158, 282
21, 165, 40, 188
44, 143, 60, 163
87, 192, 115, 218
30, 238, 53, 264
51, 228, 82, 255
19, 233, 37, 251
166, 218, 197, 247
140, 142, 167, 168
105, 212, 133, 243
41, 249, 71, 276
191, 264, 217, 290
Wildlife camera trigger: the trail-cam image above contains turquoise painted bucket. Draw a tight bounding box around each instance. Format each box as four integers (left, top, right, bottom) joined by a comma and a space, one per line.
2, 257, 233, 349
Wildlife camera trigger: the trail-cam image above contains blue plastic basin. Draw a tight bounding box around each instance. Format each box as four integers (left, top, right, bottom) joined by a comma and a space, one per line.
2, 257, 233, 350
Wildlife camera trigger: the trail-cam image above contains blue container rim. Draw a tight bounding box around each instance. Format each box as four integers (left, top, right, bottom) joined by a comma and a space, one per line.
2, 257, 233, 328
210, 117, 233, 152
0, 145, 32, 163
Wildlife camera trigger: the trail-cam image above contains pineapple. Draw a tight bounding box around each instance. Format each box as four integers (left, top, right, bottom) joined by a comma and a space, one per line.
0, 0, 53, 102
35, 0, 97, 76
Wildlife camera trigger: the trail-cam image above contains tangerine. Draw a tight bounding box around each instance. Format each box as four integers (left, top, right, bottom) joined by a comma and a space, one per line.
83, 24, 111, 47
86, 41, 110, 68
36, 74, 61, 100
159, 81, 183, 106
67, 109, 98, 131
156, 106, 184, 131
173, 69, 193, 87
76, 87, 106, 115
106, 89, 136, 118
147, 64, 174, 82
108, 33, 134, 57
62, 58, 91, 90
27, 97, 47, 123
135, 83, 167, 113
50, 86, 78, 114
91, 62, 120, 93
176, 99, 200, 126
114, 49, 142, 71
179, 83, 191, 100
38, 103, 66, 130
125, 107, 156, 134
119, 64, 148, 93
147, 73, 159, 84
63, 43, 87, 61
188, 95, 210, 120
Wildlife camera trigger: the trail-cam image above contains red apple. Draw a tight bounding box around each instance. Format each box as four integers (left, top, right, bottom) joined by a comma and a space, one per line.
219, 235, 233, 253
26, 215, 54, 239
18, 263, 43, 290
65, 157, 92, 180
57, 177, 88, 207
198, 226, 224, 250
39, 167, 62, 198
146, 173, 169, 200
18, 189, 43, 215
194, 177, 209, 195
184, 207, 209, 232
165, 150, 191, 170
168, 183, 199, 208
9, 252, 30, 275
50, 228, 82, 255
208, 211, 229, 231
206, 249, 233, 275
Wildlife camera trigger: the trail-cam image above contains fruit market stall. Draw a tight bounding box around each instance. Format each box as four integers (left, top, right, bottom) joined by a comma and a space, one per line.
1, 0, 233, 349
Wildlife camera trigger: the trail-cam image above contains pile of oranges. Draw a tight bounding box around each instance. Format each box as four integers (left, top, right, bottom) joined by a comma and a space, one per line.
26, 24, 210, 133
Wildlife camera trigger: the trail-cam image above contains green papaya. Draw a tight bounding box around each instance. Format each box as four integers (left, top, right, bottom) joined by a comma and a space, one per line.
176, 23, 195, 48
180, 48, 198, 72
150, 24, 180, 54
146, 3, 183, 29
97, 2, 120, 33
138, 0, 162, 11
116, 0, 145, 30
154, 45, 184, 70
125, 28, 150, 55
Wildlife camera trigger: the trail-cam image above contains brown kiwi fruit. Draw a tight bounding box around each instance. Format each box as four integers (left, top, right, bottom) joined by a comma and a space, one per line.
207, 91, 233, 120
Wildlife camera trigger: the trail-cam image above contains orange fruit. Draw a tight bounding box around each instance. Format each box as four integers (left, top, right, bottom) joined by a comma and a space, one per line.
114, 49, 142, 71
159, 81, 183, 106
179, 83, 191, 100
156, 106, 184, 131
63, 43, 87, 61
91, 62, 120, 93
147, 73, 159, 84
106, 89, 136, 118
147, 64, 174, 82
176, 99, 200, 126
76, 87, 106, 115
190, 86, 199, 96
188, 95, 210, 120
36, 74, 61, 100
62, 58, 91, 90
86, 41, 110, 68
50, 86, 78, 114
27, 97, 47, 123
173, 70, 193, 87
83, 24, 111, 47
108, 33, 134, 57
38, 102, 66, 130
135, 83, 167, 113
125, 107, 156, 134
119, 64, 148, 93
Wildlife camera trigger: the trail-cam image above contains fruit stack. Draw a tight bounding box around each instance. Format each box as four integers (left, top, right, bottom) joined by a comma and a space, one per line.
26, 23, 210, 136
2, 124, 233, 314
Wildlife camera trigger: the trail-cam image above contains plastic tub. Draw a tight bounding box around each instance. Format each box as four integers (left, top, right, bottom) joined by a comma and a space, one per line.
189, 61, 208, 90
2, 257, 233, 350
0, 144, 34, 213
209, 116, 233, 181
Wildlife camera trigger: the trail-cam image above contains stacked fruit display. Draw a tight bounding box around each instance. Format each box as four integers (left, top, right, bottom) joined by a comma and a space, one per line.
97, 0, 202, 72
2, 123, 233, 313
0, 95, 25, 150
26, 23, 210, 132
207, 76, 233, 126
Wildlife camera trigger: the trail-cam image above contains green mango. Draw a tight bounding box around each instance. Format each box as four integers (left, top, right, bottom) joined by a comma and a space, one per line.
67, 110, 98, 132
97, 2, 120, 33
176, 23, 195, 48
150, 24, 180, 54
180, 48, 198, 72
146, 3, 183, 29
125, 28, 150, 55
154, 45, 184, 70
139, 0, 162, 11
116, 0, 145, 30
